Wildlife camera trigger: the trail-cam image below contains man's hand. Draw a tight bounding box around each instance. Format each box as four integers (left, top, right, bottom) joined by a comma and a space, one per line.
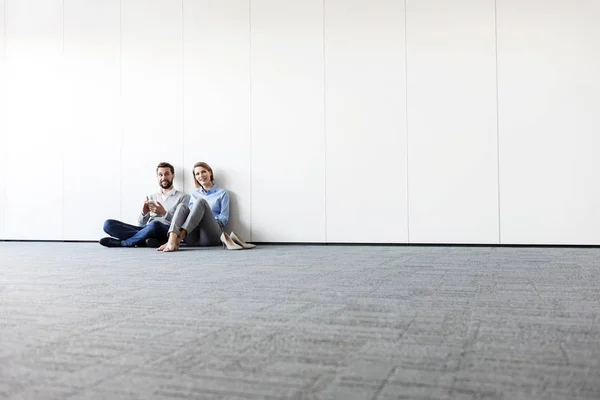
142, 199, 150, 215
149, 201, 167, 217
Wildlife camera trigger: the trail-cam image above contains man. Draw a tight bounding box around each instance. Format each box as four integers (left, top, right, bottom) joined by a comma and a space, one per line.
100, 162, 190, 248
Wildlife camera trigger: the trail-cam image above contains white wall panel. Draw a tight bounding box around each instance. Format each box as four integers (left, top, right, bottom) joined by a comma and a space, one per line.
498, 0, 600, 244
183, 0, 251, 240
0, 0, 5, 240
251, 0, 326, 242
4, 0, 64, 239
121, 0, 183, 225
62, 0, 120, 240
2, 1, 597, 245
325, 0, 408, 243
406, 0, 499, 244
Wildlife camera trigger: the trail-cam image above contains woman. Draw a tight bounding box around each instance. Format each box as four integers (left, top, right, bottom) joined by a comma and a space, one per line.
158, 161, 252, 252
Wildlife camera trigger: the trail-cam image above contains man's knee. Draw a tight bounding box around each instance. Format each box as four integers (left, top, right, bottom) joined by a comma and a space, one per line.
147, 220, 165, 233
103, 219, 118, 233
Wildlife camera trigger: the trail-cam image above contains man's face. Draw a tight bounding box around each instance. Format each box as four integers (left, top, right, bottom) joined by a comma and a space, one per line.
157, 167, 174, 189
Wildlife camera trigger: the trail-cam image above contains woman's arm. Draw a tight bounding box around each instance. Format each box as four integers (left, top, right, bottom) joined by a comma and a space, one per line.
214, 191, 230, 227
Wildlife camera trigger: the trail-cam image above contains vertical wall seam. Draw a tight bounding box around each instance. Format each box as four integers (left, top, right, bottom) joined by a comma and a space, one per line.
181, 0, 184, 190
495, 0, 501, 244
62, 0, 65, 240
404, 0, 410, 244
249, 0, 253, 241
2, 0, 6, 239
119, 0, 123, 220
323, 0, 327, 243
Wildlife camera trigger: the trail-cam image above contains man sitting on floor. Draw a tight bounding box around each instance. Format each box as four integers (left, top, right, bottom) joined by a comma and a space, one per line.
100, 162, 190, 248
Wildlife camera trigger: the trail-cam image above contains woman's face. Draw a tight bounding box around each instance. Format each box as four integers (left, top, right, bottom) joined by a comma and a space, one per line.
194, 166, 212, 187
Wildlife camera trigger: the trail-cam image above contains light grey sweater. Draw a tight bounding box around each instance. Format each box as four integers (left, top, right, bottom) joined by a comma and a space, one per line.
137, 189, 190, 227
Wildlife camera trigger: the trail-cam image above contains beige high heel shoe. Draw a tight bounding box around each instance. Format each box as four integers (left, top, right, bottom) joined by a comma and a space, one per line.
220, 232, 242, 250
230, 231, 256, 249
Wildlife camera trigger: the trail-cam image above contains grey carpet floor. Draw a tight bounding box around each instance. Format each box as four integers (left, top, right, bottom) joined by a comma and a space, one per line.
0, 242, 599, 400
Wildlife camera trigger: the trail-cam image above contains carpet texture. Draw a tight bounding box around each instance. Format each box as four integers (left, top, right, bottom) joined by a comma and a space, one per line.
0, 242, 599, 400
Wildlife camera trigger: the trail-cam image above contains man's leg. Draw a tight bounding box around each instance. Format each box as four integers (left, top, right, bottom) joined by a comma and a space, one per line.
121, 220, 169, 247
103, 219, 142, 240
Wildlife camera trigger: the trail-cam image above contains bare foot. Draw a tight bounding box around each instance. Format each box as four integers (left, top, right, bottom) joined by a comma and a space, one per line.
158, 232, 180, 252
162, 241, 180, 252
161, 236, 181, 252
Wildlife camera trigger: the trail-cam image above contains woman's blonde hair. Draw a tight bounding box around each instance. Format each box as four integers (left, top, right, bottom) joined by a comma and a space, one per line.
193, 161, 214, 188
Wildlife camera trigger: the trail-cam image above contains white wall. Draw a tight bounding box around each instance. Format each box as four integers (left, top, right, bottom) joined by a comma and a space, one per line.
4, 0, 64, 240
120, 0, 184, 229
63, 0, 120, 240
406, 0, 499, 244
325, 0, 408, 243
497, 0, 600, 244
251, 0, 326, 242
0, 0, 599, 245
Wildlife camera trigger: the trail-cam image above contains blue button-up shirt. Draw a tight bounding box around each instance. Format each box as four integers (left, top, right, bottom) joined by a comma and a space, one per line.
189, 184, 230, 227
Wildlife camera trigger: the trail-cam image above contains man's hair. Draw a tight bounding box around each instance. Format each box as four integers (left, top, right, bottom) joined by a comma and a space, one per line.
156, 162, 174, 175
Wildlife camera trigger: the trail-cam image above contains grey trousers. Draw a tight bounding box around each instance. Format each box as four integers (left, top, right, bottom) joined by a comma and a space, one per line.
168, 199, 222, 246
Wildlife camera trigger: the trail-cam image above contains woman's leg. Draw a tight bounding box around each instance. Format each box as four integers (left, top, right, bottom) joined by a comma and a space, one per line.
168, 204, 190, 237
161, 200, 221, 251
183, 199, 222, 247
159, 204, 190, 252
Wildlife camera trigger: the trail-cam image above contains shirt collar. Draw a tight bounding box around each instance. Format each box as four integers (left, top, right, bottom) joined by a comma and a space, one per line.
200, 184, 218, 194
160, 188, 177, 197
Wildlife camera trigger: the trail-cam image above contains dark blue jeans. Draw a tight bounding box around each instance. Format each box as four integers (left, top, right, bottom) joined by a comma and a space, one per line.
103, 219, 169, 247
